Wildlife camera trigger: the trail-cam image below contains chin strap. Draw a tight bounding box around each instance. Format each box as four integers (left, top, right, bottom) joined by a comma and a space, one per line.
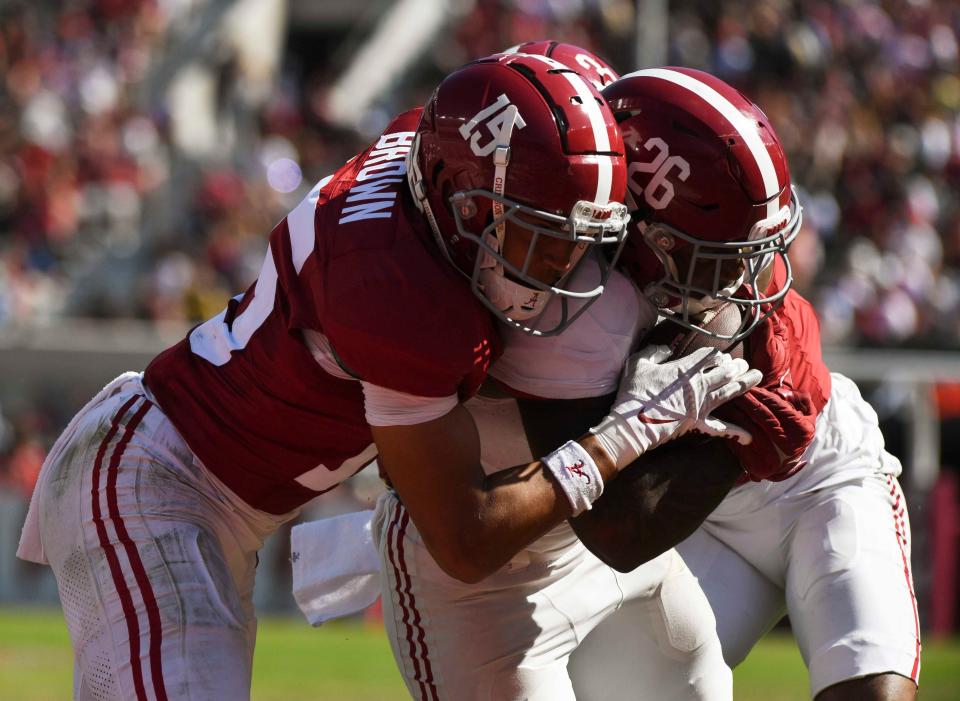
479, 104, 523, 273
490, 105, 521, 243
475, 105, 553, 319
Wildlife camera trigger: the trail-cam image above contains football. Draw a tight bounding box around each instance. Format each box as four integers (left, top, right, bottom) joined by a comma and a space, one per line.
569, 302, 748, 571
570, 432, 742, 571
642, 302, 745, 360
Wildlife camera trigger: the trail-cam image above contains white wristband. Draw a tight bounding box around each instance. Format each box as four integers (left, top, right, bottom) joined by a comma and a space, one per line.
541, 440, 604, 516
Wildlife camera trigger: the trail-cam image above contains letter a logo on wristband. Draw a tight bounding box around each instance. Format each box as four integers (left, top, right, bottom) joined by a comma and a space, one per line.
564, 460, 591, 483
542, 441, 604, 515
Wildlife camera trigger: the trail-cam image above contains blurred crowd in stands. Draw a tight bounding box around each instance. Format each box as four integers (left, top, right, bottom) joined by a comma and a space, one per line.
2, 0, 958, 346
436, 0, 960, 346
674, 0, 960, 349
2, 0, 960, 602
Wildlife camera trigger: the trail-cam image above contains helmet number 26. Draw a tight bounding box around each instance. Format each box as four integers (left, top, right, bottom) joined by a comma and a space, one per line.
627, 137, 691, 210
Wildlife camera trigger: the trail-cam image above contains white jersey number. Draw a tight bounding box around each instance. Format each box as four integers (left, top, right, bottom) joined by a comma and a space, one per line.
458, 94, 527, 158
189, 177, 330, 365
575, 53, 618, 90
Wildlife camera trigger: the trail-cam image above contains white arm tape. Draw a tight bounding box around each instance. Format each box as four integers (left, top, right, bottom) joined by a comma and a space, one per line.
541, 440, 604, 516
361, 382, 458, 427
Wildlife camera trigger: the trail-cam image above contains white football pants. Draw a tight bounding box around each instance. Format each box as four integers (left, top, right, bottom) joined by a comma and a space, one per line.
374, 491, 731, 701
19, 373, 293, 700
677, 472, 920, 697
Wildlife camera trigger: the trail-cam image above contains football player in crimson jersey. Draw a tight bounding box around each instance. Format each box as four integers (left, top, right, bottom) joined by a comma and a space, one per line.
16, 54, 759, 700
565, 69, 919, 701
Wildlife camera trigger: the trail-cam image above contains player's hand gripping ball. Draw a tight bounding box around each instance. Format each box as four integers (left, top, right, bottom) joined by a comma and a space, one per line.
570, 303, 750, 570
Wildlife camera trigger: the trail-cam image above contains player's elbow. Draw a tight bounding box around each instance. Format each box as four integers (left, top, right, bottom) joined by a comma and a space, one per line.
420, 531, 502, 584
439, 558, 491, 584
571, 518, 669, 572
604, 551, 649, 573
610, 542, 669, 572
622, 530, 691, 570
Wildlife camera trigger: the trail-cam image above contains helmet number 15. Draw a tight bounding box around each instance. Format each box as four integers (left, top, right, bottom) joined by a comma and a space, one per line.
627, 137, 691, 210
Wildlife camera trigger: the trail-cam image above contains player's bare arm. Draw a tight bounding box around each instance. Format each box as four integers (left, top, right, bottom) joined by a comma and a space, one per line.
371, 406, 590, 583
515, 390, 744, 571
374, 343, 759, 583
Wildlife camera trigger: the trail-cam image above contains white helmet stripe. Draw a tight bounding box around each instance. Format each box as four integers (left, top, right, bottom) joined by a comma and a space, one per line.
524, 53, 613, 205
623, 68, 781, 219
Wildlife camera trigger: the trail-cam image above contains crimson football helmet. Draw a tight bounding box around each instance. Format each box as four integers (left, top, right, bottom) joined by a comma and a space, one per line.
407, 53, 629, 336
603, 67, 802, 343
505, 40, 621, 91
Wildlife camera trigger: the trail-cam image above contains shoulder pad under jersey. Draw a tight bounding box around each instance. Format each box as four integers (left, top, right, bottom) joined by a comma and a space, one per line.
317, 109, 501, 398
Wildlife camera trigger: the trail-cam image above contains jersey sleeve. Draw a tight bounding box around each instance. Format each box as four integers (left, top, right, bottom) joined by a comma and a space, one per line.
322, 244, 500, 400
715, 281, 832, 482
361, 382, 458, 426
305, 106, 500, 401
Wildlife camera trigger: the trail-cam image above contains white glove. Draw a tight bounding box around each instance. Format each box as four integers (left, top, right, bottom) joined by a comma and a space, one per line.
589, 345, 762, 470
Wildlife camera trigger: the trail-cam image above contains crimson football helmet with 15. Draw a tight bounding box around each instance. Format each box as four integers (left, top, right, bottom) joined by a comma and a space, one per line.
407, 52, 630, 336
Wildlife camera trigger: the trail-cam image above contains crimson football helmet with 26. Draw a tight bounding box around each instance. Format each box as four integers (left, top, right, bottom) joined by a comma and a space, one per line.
604, 67, 802, 344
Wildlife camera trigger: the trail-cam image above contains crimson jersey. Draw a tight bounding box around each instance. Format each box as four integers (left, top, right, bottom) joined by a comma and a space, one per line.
717, 257, 832, 482
145, 109, 499, 514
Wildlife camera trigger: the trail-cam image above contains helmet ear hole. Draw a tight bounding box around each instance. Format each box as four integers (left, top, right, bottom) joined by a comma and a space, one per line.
439, 180, 455, 215
430, 160, 445, 187
452, 193, 478, 220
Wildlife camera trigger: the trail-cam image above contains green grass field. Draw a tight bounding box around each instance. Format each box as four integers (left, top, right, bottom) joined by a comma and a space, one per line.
1, 607, 957, 700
